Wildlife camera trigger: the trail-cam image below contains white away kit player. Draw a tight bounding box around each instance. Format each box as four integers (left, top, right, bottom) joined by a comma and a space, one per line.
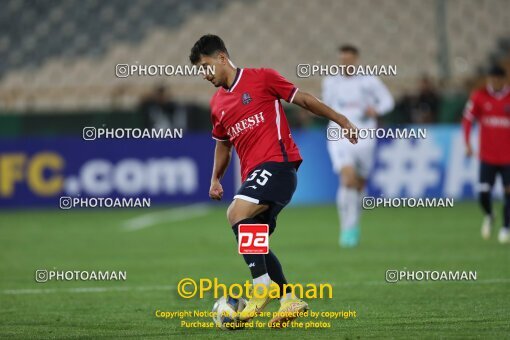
323, 44, 394, 247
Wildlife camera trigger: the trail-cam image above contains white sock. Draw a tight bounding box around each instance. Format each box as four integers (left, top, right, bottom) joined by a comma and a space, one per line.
356, 190, 363, 223
253, 273, 271, 287
339, 186, 360, 231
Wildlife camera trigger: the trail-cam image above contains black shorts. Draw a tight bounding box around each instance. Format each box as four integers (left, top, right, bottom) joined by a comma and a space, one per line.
479, 161, 510, 191
235, 161, 298, 234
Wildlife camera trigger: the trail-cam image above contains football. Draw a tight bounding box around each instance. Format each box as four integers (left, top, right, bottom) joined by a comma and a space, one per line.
211, 296, 247, 330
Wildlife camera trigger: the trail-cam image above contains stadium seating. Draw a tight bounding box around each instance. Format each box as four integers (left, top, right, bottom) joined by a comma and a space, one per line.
0, 0, 509, 111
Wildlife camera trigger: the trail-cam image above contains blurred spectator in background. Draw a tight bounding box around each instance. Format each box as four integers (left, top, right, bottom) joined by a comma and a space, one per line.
393, 91, 413, 124
394, 75, 440, 124
410, 75, 440, 124
138, 84, 188, 130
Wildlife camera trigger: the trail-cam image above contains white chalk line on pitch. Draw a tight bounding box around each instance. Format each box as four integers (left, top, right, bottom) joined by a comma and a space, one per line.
3, 278, 510, 295
121, 203, 212, 231
2, 285, 176, 295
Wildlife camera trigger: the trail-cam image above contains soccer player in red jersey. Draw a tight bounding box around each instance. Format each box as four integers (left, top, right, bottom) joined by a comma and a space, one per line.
189, 34, 358, 326
462, 65, 510, 244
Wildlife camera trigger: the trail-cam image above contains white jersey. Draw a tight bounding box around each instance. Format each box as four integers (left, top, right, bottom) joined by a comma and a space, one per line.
322, 74, 394, 131
323, 74, 394, 176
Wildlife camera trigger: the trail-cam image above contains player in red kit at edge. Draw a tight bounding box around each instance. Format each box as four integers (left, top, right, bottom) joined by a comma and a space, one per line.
462, 65, 510, 244
190, 34, 358, 326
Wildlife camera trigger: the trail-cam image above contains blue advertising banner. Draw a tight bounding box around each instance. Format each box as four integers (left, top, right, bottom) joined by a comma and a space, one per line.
0, 125, 497, 208
291, 125, 500, 205
0, 134, 236, 208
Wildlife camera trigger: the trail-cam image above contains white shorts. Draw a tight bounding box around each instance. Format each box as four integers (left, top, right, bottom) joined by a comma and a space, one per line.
327, 138, 375, 178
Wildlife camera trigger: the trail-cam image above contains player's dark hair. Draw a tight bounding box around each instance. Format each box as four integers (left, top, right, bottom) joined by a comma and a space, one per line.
488, 64, 506, 77
189, 34, 229, 64
338, 44, 359, 55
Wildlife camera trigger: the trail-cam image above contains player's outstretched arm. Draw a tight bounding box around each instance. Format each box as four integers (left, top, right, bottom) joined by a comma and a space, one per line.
292, 90, 358, 144
210, 140, 232, 200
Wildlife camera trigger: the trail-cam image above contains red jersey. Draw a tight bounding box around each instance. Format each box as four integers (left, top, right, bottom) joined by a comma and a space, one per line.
210, 68, 302, 181
462, 85, 510, 164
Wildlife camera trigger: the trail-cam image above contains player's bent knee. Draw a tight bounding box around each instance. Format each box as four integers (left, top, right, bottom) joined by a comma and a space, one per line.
342, 177, 357, 188
226, 203, 239, 226
340, 168, 357, 188
356, 178, 366, 191
228, 210, 250, 226
226, 204, 248, 226
227, 199, 269, 226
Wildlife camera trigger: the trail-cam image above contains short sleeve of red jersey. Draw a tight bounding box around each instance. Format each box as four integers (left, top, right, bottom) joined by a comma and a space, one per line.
264, 68, 298, 103
211, 113, 228, 141
210, 96, 229, 141
463, 91, 482, 122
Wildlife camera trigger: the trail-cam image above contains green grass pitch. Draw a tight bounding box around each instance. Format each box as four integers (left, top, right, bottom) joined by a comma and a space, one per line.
0, 202, 509, 339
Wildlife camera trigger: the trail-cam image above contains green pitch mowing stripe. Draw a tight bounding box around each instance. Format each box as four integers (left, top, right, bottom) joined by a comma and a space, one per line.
0, 202, 508, 338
